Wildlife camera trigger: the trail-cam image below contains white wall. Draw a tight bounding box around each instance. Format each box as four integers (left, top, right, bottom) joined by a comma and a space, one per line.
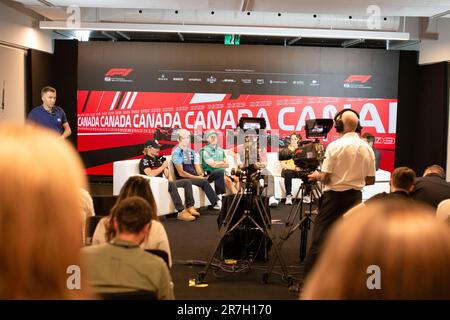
0, 0, 54, 53
419, 18, 450, 65
0, 0, 58, 124
0, 45, 26, 124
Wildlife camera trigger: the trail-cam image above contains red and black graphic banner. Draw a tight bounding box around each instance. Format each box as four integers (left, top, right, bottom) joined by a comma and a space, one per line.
78, 43, 399, 176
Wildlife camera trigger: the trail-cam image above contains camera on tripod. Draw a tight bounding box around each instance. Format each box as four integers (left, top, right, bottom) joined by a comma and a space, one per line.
232, 117, 268, 191
279, 119, 334, 183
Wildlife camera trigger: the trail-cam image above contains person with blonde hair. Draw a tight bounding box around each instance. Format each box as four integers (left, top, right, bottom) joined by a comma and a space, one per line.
171, 129, 221, 218
0, 125, 89, 299
92, 176, 172, 267
302, 199, 450, 299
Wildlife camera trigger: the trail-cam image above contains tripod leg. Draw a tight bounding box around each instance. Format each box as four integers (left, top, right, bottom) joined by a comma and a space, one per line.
198, 187, 246, 283
263, 185, 306, 283
282, 182, 304, 237
299, 189, 315, 262
253, 197, 293, 285
299, 218, 310, 262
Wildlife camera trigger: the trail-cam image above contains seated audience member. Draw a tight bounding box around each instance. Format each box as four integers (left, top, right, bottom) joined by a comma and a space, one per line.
83, 197, 174, 300
344, 166, 415, 218
139, 139, 198, 222
411, 165, 450, 208
361, 132, 381, 171
80, 188, 95, 246
0, 125, 89, 299
92, 176, 172, 267
172, 129, 222, 210
366, 166, 415, 203
280, 133, 310, 205
235, 137, 279, 207
302, 199, 450, 299
201, 130, 238, 194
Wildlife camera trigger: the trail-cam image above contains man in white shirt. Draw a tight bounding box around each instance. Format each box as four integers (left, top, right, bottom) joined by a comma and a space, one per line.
303, 109, 376, 276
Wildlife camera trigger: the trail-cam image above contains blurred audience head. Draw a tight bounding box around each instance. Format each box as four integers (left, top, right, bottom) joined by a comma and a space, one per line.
302, 199, 450, 299
0, 125, 89, 299
111, 196, 152, 244
423, 165, 446, 179
106, 176, 157, 241
391, 166, 416, 193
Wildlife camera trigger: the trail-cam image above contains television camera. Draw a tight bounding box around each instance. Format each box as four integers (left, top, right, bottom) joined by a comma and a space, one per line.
230, 117, 269, 191
278, 119, 333, 182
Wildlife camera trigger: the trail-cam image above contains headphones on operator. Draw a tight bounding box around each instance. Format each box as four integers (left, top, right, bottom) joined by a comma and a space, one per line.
334, 109, 362, 133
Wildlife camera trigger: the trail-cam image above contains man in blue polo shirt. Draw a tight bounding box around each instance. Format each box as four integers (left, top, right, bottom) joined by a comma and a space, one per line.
172, 129, 221, 210
27, 86, 71, 139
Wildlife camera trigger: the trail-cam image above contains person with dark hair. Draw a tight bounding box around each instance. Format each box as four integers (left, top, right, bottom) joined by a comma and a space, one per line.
92, 176, 173, 266
411, 165, 450, 209
361, 132, 381, 170
304, 109, 375, 276
140, 139, 198, 222
366, 166, 416, 203
280, 133, 309, 205
83, 196, 175, 300
344, 167, 416, 219
27, 86, 71, 139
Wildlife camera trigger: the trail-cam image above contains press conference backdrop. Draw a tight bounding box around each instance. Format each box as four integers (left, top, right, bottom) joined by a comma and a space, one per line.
77, 42, 399, 175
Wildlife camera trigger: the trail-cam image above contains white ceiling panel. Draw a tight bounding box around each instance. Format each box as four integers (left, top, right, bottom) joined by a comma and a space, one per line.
13, 0, 450, 17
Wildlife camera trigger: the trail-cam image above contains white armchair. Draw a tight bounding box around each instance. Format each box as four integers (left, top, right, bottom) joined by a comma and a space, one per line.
362, 169, 391, 201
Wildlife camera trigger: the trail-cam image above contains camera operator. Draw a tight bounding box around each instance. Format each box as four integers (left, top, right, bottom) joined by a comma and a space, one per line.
139, 139, 199, 222
280, 133, 311, 205
303, 109, 376, 276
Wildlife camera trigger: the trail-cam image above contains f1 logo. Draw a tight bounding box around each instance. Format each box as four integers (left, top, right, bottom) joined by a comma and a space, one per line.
105, 68, 133, 77
344, 75, 372, 84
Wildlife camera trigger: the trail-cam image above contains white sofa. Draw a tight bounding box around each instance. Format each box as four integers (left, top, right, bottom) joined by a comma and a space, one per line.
113, 155, 212, 216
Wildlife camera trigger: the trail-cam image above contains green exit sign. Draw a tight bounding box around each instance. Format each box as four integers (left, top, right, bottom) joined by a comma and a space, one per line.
224, 34, 240, 45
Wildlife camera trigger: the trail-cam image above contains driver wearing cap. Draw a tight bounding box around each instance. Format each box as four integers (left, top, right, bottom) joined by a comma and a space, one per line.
139, 139, 199, 222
